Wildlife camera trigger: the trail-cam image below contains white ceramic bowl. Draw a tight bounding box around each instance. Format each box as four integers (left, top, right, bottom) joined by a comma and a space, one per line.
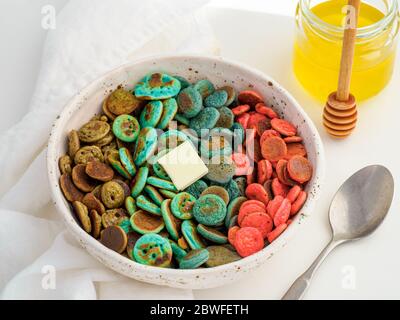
47, 55, 325, 289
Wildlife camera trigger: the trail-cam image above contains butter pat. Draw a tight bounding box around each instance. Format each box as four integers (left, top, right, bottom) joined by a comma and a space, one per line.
157, 141, 208, 191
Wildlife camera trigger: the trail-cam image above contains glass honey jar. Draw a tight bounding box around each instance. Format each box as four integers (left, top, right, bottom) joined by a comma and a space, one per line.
293, 0, 400, 101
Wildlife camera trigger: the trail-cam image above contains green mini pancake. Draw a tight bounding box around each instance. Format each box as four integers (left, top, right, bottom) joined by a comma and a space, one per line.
201, 186, 230, 205
189, 107, 220, 137
200, 135, 232, 159
193, 79, 215, 98
234, 176, 247, 196
181, 220, 205, 250
179, 249, 209, 269
169, 239, 187, 261
133, 233, 172, 267
231, 122, 245, 148
147, 176, 177, 192
130, 210, 164, 234
174, 76, 190, 90
144, 185, 164, 206
215, 106, 234, 129
150, 149, 171, 180
133, 127, 158, 166
193, 194, 227, 226
159, 189, 178, 199
139, 100, 163, 128
205, 246, 241, 267
136, 195, 161, 216
225, 196, 247, 228
206, 155, 236, 184
204, 89, 228, 108
125, 196, 137, 216
171, 192, 196, 220
131, 166, 149, 197
177, 86, 203, 118
220, 86, 236, 107
174, 113, 190, 126
112, 115, 140, 143
119, 147, 136, 176
107, 150, 132, 180
185, 179, 208, 199
134, 73, 181, 100
197, 224, 228, 244
119, 219, 133, 233
161, 199, 181, 241
158, 129, 188, 150
224, 179, 242, 201
157, 98, 178, 130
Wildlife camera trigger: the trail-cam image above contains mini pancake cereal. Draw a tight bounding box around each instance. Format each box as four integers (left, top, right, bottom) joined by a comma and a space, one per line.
58, 74, 313, 269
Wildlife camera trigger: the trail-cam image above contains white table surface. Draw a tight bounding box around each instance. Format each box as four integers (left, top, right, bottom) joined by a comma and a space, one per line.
1, 0, 399, 300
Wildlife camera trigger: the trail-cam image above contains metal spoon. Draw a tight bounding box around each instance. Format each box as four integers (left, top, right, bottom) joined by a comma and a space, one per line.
282, 165, 394, 300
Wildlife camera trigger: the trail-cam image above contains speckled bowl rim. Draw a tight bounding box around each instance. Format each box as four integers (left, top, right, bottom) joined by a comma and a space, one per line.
47, 54, 325, 284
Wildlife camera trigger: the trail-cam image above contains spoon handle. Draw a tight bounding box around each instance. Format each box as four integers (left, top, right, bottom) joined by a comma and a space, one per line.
281, 239, 342, 300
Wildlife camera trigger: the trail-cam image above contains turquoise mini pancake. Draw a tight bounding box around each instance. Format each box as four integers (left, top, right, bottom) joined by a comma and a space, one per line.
119, 147, 136, 176
107, 150, 132, 180
189, 107, 220, 136
206, 155, 236, 184
161, 199, 181, 241
204, 90, 228, 108
209, 127, 234, 144
205, 246, 241, 268
158, 130, 188, 150
157, 98, 178, 130
136, 195, 161, 216
228, 215, 239, 228
134, 73, 181, 100
139, 101, 163, 128
177, 86, 203, 118
147, 176, 177, 192
179, 127, 199, 146
174, 113, 190, 126
144, 185, 164, 206
193, 194, 227, 226
201, 186, 230, 205
224, 179, 242, 201
185, 179, 208, 199
118, 218, 133, 233
179, 249, 209, 269
149, 150, 171, 180
197, 224, 228, 244
181, 220, 205, 249
174, 76, 190, 90
193, 79, 215, 98
171, 192, 196, 220
133, 127, 158, 166
231, 122, 245, 149
125, 196, 137, 216
234, 176, 247, 196
169, 239, 187, 261
225, 196, 247, 228
112, 115, 140, 143
159, 189, 178, 199
220, 86, 237, 107
133, 233, 172, 267
130, 210, 164, 234
215, 106, 234, 129
199, 135, 232, 159
130, 166, 149, 197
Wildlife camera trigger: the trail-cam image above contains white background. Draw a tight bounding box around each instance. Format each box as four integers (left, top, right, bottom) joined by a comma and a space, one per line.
1, 0, 399, 300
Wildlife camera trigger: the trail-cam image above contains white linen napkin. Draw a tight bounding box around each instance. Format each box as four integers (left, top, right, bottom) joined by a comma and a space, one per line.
0, 0, 218, 299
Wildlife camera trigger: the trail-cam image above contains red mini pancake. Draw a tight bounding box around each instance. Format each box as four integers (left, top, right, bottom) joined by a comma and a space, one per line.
255, 103, 278, 119
232, 152, 252, 176
245, 183, 270, 206
285, 143, 307, 160
271, 118, 297, 137
228, 226, 240, 246
260, 129, 280, 146
257, 159, 273, 185
236, 112, 250, 129
232, 104, 250, 116
238, 205, 266, 225
256, 118, 272, 137
283, 136, 303, 143
238, 90, 264, 107
267, 223, 287, 243
266, 195, 284, 219
241, 212, 273, 238
246, 165, 257, 185
261, 136, 287, 161
290, 191, 307, 216
286, 185, 302, 203
246, 135, 262, 163
247, 112, 268, 131
271, 177, 290, 197
273, 198, 291, 227
287, 155, 313, 183
240, 199, 267, 211
234, 227, 264, 257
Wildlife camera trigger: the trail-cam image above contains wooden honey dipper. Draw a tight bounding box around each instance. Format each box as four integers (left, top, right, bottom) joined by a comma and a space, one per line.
323, 0, 360, 138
